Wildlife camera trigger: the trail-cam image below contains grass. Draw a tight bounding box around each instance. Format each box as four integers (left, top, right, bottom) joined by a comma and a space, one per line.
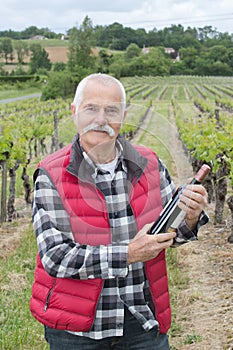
17, 39, 69, 48
0, 224, 49, 349
0, 88, 40, 101
138, 102, 175, 173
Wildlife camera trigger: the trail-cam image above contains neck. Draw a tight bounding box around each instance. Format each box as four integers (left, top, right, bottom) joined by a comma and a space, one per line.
84, 142, 116, 164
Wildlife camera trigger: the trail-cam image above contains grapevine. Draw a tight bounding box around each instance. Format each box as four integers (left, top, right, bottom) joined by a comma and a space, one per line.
0, 76, 232, 243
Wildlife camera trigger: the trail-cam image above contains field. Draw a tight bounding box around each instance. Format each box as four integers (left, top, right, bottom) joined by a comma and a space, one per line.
1, 44, 69, 73
0, 76, 232, 349
1, 40, 103, 72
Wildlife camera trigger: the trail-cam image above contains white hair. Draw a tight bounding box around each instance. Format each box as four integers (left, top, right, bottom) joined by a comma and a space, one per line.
72, 73, 126, 115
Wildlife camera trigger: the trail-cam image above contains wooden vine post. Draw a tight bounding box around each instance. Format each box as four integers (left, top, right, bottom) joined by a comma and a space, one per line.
227, 195, 233, 243
0, 159, 7, 223
0, 116, 7, 223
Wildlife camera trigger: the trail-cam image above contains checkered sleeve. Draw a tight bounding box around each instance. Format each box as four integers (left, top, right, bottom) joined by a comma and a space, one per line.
33, 169, 128, 279
158, 159, 209, 245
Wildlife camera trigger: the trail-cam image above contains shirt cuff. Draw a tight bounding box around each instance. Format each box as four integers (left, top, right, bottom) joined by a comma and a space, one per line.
174, 211, 209, 245
104, 243, 129, 278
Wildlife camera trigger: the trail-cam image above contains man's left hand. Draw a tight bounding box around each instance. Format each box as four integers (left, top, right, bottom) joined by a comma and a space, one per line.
178, 184, 208, 230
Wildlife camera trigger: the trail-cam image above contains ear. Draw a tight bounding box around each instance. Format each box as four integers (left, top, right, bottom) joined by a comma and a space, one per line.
120, 109, 128, 129
123, 109, 128, 121
70, 103, 76, 116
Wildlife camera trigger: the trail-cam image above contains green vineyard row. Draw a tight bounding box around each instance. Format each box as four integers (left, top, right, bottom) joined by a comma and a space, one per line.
0, 76, 233, 226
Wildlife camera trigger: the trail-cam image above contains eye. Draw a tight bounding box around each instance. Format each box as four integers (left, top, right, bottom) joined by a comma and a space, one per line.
105, 106, 119, 116
86, 104, 99, 112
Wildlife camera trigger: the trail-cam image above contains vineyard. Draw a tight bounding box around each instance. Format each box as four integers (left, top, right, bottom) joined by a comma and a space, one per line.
1, 76, 232, 239
0, 76, 233, 349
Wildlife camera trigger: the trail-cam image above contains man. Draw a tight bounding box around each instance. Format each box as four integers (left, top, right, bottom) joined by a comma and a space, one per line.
30, 73, 208, 349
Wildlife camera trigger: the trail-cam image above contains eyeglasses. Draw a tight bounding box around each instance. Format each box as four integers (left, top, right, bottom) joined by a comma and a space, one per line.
79, 103, 123, 119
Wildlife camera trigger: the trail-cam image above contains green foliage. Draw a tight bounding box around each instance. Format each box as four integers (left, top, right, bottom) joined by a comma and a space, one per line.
1, 22, 233, 81
143, 47, 171, 76
52, 62, 66, 72
0, 98, 70, 172
0, 75, 39, 83
109, 46, 171, 78
14, 40, 29, 64
67, 16, 96, 73
0, 37, 13, 63
29, 43, 52, 74
97, 49, 113, 73
173, 93, 233, 184
40, 71, 75, 101
125, 43, 141, 59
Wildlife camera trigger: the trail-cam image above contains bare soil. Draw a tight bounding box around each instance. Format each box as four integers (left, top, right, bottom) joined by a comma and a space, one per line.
0, 104, 232, 350
172, 218, 233, 350
1, 46, 100, 72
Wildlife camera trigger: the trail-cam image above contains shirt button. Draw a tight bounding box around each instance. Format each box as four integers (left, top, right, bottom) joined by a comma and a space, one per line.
114, 212, 118, 218
117, 323, 123, 328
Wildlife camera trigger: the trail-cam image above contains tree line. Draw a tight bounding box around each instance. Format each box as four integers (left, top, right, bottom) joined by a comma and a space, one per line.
1, 21, 233, 51
0, 16, 233, 100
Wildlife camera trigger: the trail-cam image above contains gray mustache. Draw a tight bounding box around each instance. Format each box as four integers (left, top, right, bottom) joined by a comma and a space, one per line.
82, 123, 115, 137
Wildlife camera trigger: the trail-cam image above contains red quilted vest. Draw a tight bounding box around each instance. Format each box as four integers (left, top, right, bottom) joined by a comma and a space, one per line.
30, 141, 171, 334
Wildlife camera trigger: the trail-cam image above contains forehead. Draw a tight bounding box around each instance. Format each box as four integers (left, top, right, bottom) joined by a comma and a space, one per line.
80, 80, 123, 106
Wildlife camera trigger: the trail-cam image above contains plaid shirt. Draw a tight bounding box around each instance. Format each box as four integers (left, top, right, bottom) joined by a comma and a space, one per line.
32, 139, 208, 340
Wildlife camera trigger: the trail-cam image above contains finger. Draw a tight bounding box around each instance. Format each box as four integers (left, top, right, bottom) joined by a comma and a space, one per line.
156, 231, 176, 243
186, 184, 207, 197
180, 187, 207, 208
180, 190, 198, 205
157, 237, 175, 249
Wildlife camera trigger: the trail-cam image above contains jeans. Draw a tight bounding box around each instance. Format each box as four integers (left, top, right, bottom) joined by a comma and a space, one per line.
44, 308, 170, 350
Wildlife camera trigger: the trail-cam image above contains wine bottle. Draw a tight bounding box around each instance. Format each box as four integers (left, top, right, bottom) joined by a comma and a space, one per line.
148, 164, 211, 234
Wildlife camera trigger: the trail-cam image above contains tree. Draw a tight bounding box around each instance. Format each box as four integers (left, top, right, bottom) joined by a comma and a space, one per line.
197, 26, 218, 42
125, 43, 141, 59
207, 45, 228, 63
21, 26, 40, 38
179, 47, 199, 70
29, 43, 52, 73
106, 22, 125, 49
67, 16, 96, 72
97, 49, 113, 73
40, 71, 75, 100
143, 47, 171, 76
53, 62, 66, 72
0, 38, 13, 63
226, 48, 233, 68
14, 40, 29, 64
134, 28, 147, 47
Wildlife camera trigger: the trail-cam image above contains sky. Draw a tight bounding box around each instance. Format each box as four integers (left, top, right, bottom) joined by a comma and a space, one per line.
1, 0, 233, 34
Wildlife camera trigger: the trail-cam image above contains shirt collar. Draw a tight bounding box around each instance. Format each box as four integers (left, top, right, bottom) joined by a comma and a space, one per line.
67, 133, 147, 184
80, 139, 126, 180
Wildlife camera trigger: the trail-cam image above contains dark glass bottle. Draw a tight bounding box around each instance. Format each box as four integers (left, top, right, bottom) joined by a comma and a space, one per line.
149, 164, 211, 234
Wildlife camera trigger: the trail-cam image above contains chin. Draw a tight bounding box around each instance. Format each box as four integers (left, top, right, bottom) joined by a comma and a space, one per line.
83, 132, 113, 148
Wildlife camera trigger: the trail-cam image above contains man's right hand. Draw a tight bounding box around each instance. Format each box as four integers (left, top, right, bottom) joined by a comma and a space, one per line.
127, 224, 176, 265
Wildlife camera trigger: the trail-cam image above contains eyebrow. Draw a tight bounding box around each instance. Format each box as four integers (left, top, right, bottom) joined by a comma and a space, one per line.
83, 103, 121, 110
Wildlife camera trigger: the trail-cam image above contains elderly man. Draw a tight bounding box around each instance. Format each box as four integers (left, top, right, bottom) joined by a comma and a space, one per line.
30, 73, 208, 349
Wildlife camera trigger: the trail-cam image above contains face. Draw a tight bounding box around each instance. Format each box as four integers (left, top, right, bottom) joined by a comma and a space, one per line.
72, 80, 126, 153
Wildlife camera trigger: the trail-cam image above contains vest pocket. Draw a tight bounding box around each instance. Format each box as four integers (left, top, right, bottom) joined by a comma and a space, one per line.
44, 278, 57, 311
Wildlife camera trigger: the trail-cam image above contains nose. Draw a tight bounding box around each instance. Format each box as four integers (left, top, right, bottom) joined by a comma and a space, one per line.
94, 108, 107, 125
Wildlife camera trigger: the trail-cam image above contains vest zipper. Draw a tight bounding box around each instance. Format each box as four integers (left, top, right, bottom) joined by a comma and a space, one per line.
44, 278, 56, 312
